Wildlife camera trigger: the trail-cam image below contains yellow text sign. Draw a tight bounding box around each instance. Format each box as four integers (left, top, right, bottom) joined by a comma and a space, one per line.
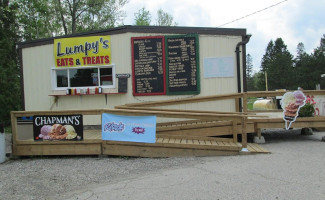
54, 36, 111, 67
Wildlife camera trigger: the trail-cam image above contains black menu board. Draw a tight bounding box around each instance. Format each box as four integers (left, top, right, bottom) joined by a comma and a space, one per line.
118, 78, 128, 93
131, 36, 166, 96
166, 35, 200, 95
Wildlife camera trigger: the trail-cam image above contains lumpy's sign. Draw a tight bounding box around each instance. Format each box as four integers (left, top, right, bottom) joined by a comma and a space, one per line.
54, 36, 111, 67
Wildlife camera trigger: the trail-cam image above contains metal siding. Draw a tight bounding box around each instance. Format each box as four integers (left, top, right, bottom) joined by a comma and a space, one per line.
21, 32, 243, 116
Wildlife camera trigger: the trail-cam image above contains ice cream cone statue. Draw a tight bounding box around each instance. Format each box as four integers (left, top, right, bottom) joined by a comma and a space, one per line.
281, 90, 306, 130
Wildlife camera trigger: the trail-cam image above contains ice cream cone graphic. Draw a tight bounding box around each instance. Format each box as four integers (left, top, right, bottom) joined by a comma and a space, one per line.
281, 90, 306, 130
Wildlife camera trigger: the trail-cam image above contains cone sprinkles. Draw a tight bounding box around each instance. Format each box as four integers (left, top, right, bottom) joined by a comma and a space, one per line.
281, 90, 306, 130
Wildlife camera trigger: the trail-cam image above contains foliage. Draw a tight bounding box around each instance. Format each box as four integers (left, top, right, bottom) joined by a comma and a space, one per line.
52, 0, 128, 34
15, 0, 128, 39
0, 0, 21, 125
15, 0, 58, 40
256, 36, 325, 91
299, 95, 316, 117
134, 7, 177, 26
156, 9, 176, 26
246, 53, 256, 91
260, 38, 295, 90
134, 7, 151, 26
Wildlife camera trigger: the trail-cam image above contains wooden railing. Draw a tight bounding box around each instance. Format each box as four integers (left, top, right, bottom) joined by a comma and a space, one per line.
11, 90, 325, 152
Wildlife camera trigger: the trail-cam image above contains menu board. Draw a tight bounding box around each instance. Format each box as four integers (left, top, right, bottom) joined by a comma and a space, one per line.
166, 35, 200, 95
131, 36, 166, 96
118, 78, 128, 93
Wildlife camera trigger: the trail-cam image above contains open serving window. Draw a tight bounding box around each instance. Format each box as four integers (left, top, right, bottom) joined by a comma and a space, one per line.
51, 65, 115, 90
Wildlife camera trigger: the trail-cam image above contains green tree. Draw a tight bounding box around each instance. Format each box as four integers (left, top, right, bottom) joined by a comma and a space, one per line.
156, 9, 176, 26
260, 38, 294, 90
134, 7, 151, 26
309, 35, 325, 89
246, 54, 256, 91
16, 0, 128, 39
16, 0, 59, 40
53, 0, 128, 35
0, 0, 21, 125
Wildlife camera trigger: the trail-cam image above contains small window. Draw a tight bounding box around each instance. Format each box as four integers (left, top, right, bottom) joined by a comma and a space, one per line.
52, 65, 115, 89
100, 68, 113, 86
56, 70, 68, 87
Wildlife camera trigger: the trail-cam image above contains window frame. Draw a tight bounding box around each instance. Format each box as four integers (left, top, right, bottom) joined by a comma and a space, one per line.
51, 64, 116, 90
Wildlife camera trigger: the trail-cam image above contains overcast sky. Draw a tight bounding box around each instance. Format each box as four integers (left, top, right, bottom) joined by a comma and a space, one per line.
122, 0, 325, 72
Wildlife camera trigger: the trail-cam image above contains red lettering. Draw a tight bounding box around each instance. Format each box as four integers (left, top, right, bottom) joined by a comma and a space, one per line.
104, 56, 109, 64
61, 58, 67, 66
82, 57, 87, 65
96, 56, 100, 64
87, 57, 91, 64
56, 59, 61, 66
69, 58, 74, 66
80, 56, 109, 65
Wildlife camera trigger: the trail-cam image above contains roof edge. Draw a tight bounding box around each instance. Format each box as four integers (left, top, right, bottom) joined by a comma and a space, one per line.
17, 25, 247, 49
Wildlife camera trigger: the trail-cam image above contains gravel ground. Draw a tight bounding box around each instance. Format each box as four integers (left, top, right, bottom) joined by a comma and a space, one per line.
1, 134, 204, 200
1, 129, 324, 200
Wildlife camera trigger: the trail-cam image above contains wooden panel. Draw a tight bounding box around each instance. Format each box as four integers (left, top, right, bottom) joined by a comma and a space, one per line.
102, 139, 240, 151
102, 144, 240, 157
13, 144, 101, 156
246, 143, 270, 153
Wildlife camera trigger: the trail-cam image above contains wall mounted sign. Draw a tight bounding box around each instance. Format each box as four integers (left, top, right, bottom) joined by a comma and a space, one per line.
116, 73, 131, 78
281, 90, 306, 129
33, 115, 83, 141
165, 35, 200, 95
131, 36, 166, 96
204, 57, 235, 78
54, 36, 111, 67
102, 113, 156, 143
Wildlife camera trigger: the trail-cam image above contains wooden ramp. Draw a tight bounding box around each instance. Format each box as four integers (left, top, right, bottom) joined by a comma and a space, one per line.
12, 129, 269, 157
102, 135, 270, 157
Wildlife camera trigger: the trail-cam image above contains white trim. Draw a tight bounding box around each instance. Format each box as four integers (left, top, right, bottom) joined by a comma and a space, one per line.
51, 64, 116, 90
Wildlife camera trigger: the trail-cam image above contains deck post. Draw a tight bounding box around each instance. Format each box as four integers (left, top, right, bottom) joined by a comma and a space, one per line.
240, 115, 249, 152
242, 92, 248, 113
10, 112, 18, 145
232, 120, 238, 143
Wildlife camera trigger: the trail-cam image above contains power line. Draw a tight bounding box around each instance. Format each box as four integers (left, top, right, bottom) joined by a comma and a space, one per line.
217, 0, 289, 27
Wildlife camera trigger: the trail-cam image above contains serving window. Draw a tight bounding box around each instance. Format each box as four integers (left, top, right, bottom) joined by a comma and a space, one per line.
52, 65, 115, 90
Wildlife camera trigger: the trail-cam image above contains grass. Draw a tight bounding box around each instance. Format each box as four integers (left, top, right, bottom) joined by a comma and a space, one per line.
247, 97, 257, 111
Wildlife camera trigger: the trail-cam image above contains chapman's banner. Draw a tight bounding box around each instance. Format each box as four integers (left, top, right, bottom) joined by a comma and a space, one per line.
102, 113, 156, 143
54, 36, 111, 67
33, 115, 83, 141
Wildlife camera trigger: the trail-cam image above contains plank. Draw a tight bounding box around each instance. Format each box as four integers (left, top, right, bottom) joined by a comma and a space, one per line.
198, 140, 206, 145
250, 143, 270, 153
13, 144, 101, 156
168, 138, 176, 144
102, 144, 240, 157
193, 139, 200, 145
156, 138, 164, 143
174, 138, 181, 144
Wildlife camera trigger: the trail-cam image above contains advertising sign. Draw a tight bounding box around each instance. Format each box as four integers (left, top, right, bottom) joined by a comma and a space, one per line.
54, 36, 111, 67
281, 90, 306, 129
33, 115, 83, 141
102, 113, 156, 143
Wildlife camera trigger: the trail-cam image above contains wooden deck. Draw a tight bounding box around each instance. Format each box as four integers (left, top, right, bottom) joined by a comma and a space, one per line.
12, 129, 269, 157
11, 90, 325, 157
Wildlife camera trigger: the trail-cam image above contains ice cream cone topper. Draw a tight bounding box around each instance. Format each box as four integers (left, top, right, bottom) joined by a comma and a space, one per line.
281, 90, 306, 130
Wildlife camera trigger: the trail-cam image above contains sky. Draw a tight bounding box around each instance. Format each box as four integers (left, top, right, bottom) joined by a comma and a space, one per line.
121, 0, 325, 73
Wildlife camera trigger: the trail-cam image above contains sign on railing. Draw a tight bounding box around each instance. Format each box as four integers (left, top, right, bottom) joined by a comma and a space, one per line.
33, 115, 83, 141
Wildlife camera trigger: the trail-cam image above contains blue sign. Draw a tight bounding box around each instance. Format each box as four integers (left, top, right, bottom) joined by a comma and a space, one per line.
102, 113, 156, 143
